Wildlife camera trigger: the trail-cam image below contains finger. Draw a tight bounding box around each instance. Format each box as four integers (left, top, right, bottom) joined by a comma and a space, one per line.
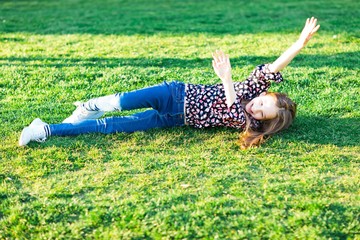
226, 54, 231, 66
310, 17, 314, 24
212, 60, 219, 70
220, 52, 226, 63
216, 49, 221, 57
312, 18, 318, 29
220, 51, 227, 62
310, 24, 320, 34
213, 50, 218, 57
212, 52, 220, 64
310, 16, 314, 24
216, 50, 224, 62
303, 18, 311, 32
307, 17, 314, 29
305, 17, 317, 33
311, 18, 317, 28
216, 50, 223, 59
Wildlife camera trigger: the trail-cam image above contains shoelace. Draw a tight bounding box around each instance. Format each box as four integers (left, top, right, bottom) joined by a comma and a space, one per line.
32, 128, 47, 143
70, 106, 88, 121
35, 137, 47, 143
78, 105, 102, 118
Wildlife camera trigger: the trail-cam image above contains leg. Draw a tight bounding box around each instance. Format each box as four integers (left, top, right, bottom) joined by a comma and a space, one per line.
84, 81, 174, 112
119, 81, 174, 113
63, 81, 177, 123
83, 94, 121, 111
63, 94, 121, 123
53, 109, 183, 136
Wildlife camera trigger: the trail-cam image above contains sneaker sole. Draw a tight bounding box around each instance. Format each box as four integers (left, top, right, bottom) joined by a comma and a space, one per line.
19, 127, 31, 146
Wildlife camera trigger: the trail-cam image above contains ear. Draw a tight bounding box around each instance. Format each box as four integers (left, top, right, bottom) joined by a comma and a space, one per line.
259, 91, 267, 96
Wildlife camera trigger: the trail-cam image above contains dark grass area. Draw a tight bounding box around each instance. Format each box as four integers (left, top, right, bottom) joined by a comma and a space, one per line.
1, 0, 359, 35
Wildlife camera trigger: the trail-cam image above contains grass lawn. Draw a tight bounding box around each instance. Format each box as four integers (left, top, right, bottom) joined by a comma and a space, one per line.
0, 0, 359, 238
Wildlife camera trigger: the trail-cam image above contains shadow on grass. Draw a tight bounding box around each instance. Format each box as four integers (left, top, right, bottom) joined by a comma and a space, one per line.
283, 115, 360, 147
311, 203, 360, 238
1, 0, 359, 35
0, 52, 359, 70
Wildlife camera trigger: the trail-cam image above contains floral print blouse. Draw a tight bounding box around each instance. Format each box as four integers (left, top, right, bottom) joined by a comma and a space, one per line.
184, 64, 283, 129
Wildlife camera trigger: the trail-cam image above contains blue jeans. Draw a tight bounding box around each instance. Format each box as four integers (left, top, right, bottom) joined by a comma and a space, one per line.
49, 81, 186, 136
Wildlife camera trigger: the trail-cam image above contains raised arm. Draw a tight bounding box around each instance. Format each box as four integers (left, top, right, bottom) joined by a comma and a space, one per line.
212, 50, 237, 107
268, 17, 320, 73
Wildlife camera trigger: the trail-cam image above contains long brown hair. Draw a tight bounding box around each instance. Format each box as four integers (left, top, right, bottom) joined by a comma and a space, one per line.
239, 92, 297, 149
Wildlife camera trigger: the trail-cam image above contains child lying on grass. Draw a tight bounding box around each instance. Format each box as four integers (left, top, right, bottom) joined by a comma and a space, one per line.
19, 17, 320, 149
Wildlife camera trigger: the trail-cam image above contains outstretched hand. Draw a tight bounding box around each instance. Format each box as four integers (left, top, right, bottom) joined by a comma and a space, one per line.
267, 17, 320, 73
212, 50, 236, 107
212, 50, 232, 82
297, 17, 320, 48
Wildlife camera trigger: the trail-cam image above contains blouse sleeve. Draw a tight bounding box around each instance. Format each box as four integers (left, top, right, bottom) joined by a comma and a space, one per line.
234, 64, 283, 100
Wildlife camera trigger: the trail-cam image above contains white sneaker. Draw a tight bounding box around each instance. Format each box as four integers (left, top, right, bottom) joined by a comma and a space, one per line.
19, 118, 48, 146
62, 101, 104, 123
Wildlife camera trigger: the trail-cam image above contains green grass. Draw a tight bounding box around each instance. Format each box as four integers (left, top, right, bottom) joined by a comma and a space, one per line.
1, 0, 359, 239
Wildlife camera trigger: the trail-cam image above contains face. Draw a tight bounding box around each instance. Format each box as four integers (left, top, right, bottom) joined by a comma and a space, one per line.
245, 93, 280, 120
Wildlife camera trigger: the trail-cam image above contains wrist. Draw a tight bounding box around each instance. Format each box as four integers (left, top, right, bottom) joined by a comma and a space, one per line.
294, 40, 305, 50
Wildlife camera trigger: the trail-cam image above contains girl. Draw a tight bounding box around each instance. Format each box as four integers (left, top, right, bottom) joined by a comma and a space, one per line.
19, 17, 320, 149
